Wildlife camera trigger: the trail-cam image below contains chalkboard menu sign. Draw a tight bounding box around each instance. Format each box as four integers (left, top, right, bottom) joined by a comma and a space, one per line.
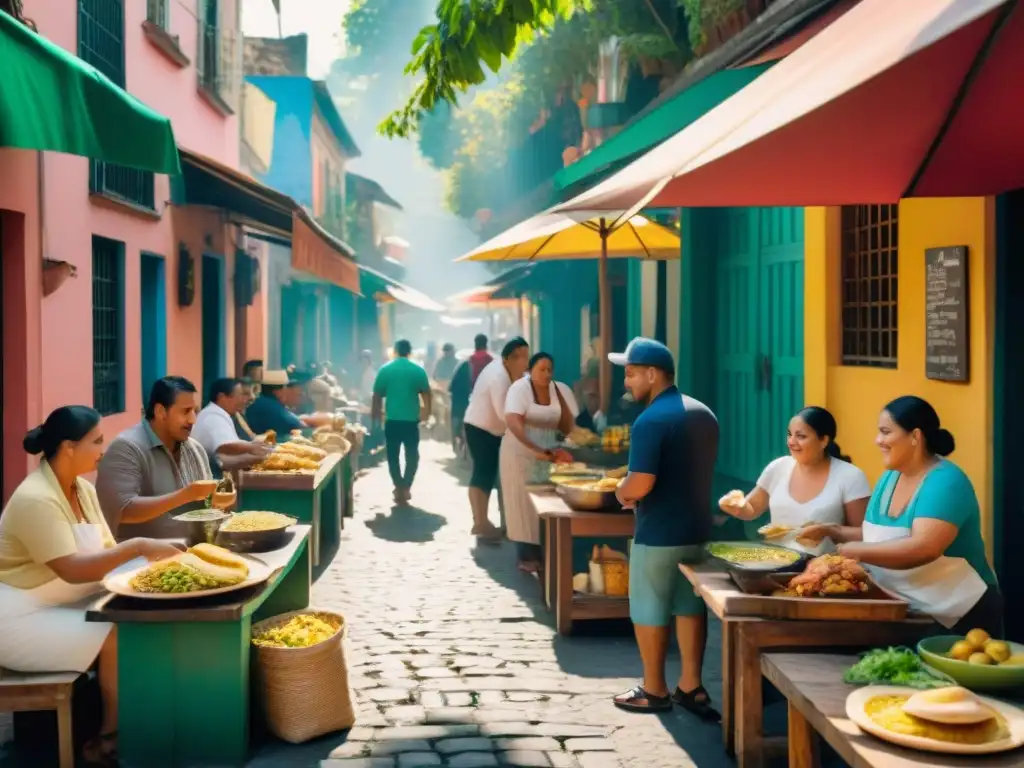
925, 246, 969, 382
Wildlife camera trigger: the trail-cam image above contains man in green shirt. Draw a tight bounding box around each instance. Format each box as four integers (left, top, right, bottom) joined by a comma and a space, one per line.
373, 339, 432, 505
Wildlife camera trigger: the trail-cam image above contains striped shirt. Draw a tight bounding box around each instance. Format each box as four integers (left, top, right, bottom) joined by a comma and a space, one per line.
95, 420, 212, 540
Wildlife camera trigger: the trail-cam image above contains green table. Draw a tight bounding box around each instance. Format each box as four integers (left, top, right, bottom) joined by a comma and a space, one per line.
238, 453, 344, 567
86, 527, 311, 768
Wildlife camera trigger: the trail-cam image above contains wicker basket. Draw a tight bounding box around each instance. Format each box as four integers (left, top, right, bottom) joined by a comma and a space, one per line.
602, 561, 629, 597
251, 610, 356, 744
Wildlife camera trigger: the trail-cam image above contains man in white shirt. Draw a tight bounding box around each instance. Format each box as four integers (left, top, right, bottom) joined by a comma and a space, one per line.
463, 337, 530, 541
193, 378, 271, 475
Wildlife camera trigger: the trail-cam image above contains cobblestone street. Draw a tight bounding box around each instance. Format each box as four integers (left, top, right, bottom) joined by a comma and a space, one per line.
252, 440, 734, 768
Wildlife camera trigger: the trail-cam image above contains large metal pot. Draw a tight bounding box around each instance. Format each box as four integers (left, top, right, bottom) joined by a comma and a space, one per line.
172, 511, 229, 547
554, 481, 620, 511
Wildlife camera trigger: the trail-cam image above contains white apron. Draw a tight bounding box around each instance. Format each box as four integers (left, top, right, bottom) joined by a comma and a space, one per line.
0, 524, 111, 673
862, 520, 987, 628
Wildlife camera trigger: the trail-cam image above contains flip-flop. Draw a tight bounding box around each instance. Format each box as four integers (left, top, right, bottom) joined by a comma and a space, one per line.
612, 685, 673, 713
672, 685, 722, 721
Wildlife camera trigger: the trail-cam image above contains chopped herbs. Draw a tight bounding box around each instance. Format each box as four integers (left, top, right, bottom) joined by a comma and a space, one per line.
844, 647, 952, 689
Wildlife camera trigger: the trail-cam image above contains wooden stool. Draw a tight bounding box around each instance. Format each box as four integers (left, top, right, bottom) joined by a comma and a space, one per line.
0, 669, 79, 768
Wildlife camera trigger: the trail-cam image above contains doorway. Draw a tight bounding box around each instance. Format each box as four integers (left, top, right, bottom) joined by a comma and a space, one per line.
995, 191, 1024, 640
201, 254, 225, 403
140, 253, 167, 404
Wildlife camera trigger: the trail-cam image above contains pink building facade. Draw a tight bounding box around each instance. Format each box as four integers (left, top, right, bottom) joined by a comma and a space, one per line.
0, 0, 266, 500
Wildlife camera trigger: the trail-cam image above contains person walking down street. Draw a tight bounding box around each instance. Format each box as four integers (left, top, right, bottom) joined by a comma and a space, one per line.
609, 339, 721, 719
468, 333, 494, 383
373, 339, 432, 505
0, 406, 184, 764
500, 353, 576, 572
95, 376, 215, 541
433, 343, 459, 384
463, 337, 530, 543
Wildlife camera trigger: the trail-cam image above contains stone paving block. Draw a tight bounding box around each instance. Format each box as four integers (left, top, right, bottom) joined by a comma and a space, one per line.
495, 737, 560, 752
536, 725, 609, 739
376, 725, 478, 740
546, 753, 577, 768
321, 758, 394, 768
397, 753, 443, 767
575, 755, 621, 768
417, 691, 446, 707
444, 692, 474, 706
371, 740, 433, 756
480, 722, 543, 737
384, 705, 427, 724
472, 709, 538, 724
447, 753, 500, 768
498, 751, 551, 767
369, 688, 414, 703
425, 707, 478, 724
329, 741, 374, 759
477, 690, 506, 704
435, 737, 497, 754
505, 692, 542, 702
564, 738, 613, 752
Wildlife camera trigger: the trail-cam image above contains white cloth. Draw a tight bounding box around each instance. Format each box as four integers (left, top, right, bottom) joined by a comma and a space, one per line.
756, 456, 871, 555
500, 378, 579, 545
464, 359, 515, 437
0, 523, 112, 673
193, 402, 241, 459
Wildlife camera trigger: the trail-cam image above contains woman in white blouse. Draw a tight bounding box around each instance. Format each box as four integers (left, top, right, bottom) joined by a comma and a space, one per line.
500, 353, 577, 572
718, 406, 870, 555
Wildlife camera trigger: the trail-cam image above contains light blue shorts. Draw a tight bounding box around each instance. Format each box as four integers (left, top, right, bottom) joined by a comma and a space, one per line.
629, 543, 706, 627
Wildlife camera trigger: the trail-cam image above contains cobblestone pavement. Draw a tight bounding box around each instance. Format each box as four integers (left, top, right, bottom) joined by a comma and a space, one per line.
251, 440, 735, 768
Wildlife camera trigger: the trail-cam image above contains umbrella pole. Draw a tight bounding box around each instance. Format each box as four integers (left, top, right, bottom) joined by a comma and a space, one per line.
599, 220, 612, 415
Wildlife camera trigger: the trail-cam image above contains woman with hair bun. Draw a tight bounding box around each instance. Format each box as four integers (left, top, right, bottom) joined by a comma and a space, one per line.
833, 396, 1002, 635
718, 406, 871, 555
0, 406, 183, 763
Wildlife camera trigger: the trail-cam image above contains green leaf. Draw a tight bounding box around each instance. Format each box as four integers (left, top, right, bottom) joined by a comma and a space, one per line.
476, 34, 503, 73
410, 25, 434, 56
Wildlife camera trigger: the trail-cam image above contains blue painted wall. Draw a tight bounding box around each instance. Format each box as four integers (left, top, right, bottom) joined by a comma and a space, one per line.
246, 76, 314, 207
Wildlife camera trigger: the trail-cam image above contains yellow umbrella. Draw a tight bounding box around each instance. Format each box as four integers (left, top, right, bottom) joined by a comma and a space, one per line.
456, 211, 680, 411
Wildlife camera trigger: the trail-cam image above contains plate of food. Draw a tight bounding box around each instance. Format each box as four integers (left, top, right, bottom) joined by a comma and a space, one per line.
705, 541, 806, 572
104, 544, 272, 599
216, 511, 297, 553
846, 685, 1024, 755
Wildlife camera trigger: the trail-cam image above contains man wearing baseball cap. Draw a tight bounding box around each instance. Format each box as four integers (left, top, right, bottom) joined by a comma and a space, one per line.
609, 338, 721, 719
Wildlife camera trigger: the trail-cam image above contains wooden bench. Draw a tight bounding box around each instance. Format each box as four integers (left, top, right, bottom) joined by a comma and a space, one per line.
0, 669, 80, 768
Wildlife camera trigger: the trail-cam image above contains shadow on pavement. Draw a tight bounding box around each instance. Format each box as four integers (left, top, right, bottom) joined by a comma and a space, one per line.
363, 504, 447, 543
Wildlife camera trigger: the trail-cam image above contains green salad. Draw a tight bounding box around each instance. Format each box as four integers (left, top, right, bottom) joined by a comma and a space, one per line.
844, 647, 951, 689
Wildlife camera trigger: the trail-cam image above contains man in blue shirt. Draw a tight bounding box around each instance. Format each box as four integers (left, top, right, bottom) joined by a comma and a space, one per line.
609, 338, 720, 719
245, 369, 307, 437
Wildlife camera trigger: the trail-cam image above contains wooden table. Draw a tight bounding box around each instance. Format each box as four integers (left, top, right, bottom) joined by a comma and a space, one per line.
86, 526, 312, 768
679, 561, 934, 768
763, 653, 1024, 768
531, 491, 634, 635
238, 452, 345, 567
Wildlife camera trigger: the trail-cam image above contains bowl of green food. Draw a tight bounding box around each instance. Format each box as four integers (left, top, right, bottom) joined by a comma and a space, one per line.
705, 541, 807, 573
918, 635, 1024, 691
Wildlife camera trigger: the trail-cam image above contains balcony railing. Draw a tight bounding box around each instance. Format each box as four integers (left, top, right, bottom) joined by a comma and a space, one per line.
197, 17, 240, 112
90, 160, 155, 210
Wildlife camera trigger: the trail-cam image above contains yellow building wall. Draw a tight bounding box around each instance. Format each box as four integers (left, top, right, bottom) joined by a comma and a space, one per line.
804, 198, 996, 552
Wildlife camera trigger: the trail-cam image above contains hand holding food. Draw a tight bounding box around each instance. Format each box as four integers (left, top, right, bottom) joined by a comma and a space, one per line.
757, 522, 794, 540
795, 523, 832, 546
133, 538, 186, 562
181, 479, 219, 503
718, 489, 747, 514
551, 448, 574, 464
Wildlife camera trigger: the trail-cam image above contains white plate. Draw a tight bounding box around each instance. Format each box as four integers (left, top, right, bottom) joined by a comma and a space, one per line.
846, 685, 1024, 755
103, 555, 273, 600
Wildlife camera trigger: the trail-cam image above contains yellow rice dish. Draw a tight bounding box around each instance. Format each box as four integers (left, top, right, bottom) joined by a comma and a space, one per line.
253, 613, 340, 649
221, 511, 295, 533
865, 694, 1008, 745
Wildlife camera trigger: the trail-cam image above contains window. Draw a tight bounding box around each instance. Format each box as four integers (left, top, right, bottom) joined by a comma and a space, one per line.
92, 236, 126, 416
78, 0, 155, 209
841, 204, 899, 367
146, 0, 169, 28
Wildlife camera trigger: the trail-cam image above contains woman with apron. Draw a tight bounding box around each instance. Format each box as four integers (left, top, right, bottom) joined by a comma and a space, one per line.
500, 353, 578, 572
719, 406, 871, 554
827, 396, 1002, 635
0, 406, 183, 764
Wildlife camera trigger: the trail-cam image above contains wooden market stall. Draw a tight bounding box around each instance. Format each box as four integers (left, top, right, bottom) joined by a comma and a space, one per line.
86, 527, 312, 768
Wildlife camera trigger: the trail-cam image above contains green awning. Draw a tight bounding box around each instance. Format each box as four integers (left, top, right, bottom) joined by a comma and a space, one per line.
553, 65, 771, 196
0, 12, 180, 173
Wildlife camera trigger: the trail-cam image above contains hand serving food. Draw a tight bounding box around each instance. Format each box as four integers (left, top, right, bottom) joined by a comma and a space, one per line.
718, 490, 747, 513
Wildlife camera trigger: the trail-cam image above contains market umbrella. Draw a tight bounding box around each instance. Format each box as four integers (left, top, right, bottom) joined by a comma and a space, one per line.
456, 211, 680, 412
554, 0, 1024, 218
0, 11, 180, 173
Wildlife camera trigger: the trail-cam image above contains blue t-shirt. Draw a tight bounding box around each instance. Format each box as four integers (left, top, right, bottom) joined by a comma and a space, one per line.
628, 387, 719, 547
245, 393, 304, 436
865, 461, 997, 586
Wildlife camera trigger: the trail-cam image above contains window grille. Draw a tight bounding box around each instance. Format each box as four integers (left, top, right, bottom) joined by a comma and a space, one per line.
92, 235, 125, 416
840, 204, 899, 367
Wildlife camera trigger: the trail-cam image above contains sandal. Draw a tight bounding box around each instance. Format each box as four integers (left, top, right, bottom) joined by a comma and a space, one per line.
612, 685, 672, 713
672, 685, 722, 721
517, 560, 542, 574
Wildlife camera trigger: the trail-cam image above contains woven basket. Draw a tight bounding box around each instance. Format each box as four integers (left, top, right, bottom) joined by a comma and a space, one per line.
602, 561, 629, 597
251, 610, 356, 744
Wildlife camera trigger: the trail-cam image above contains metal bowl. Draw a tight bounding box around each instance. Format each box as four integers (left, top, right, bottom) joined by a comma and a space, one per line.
554, 481, 620, 511
215, 522, 296, 553
172, 511, 230, 547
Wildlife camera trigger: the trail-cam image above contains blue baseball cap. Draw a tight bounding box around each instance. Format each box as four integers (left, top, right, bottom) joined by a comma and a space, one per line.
608, 337, 675, 376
